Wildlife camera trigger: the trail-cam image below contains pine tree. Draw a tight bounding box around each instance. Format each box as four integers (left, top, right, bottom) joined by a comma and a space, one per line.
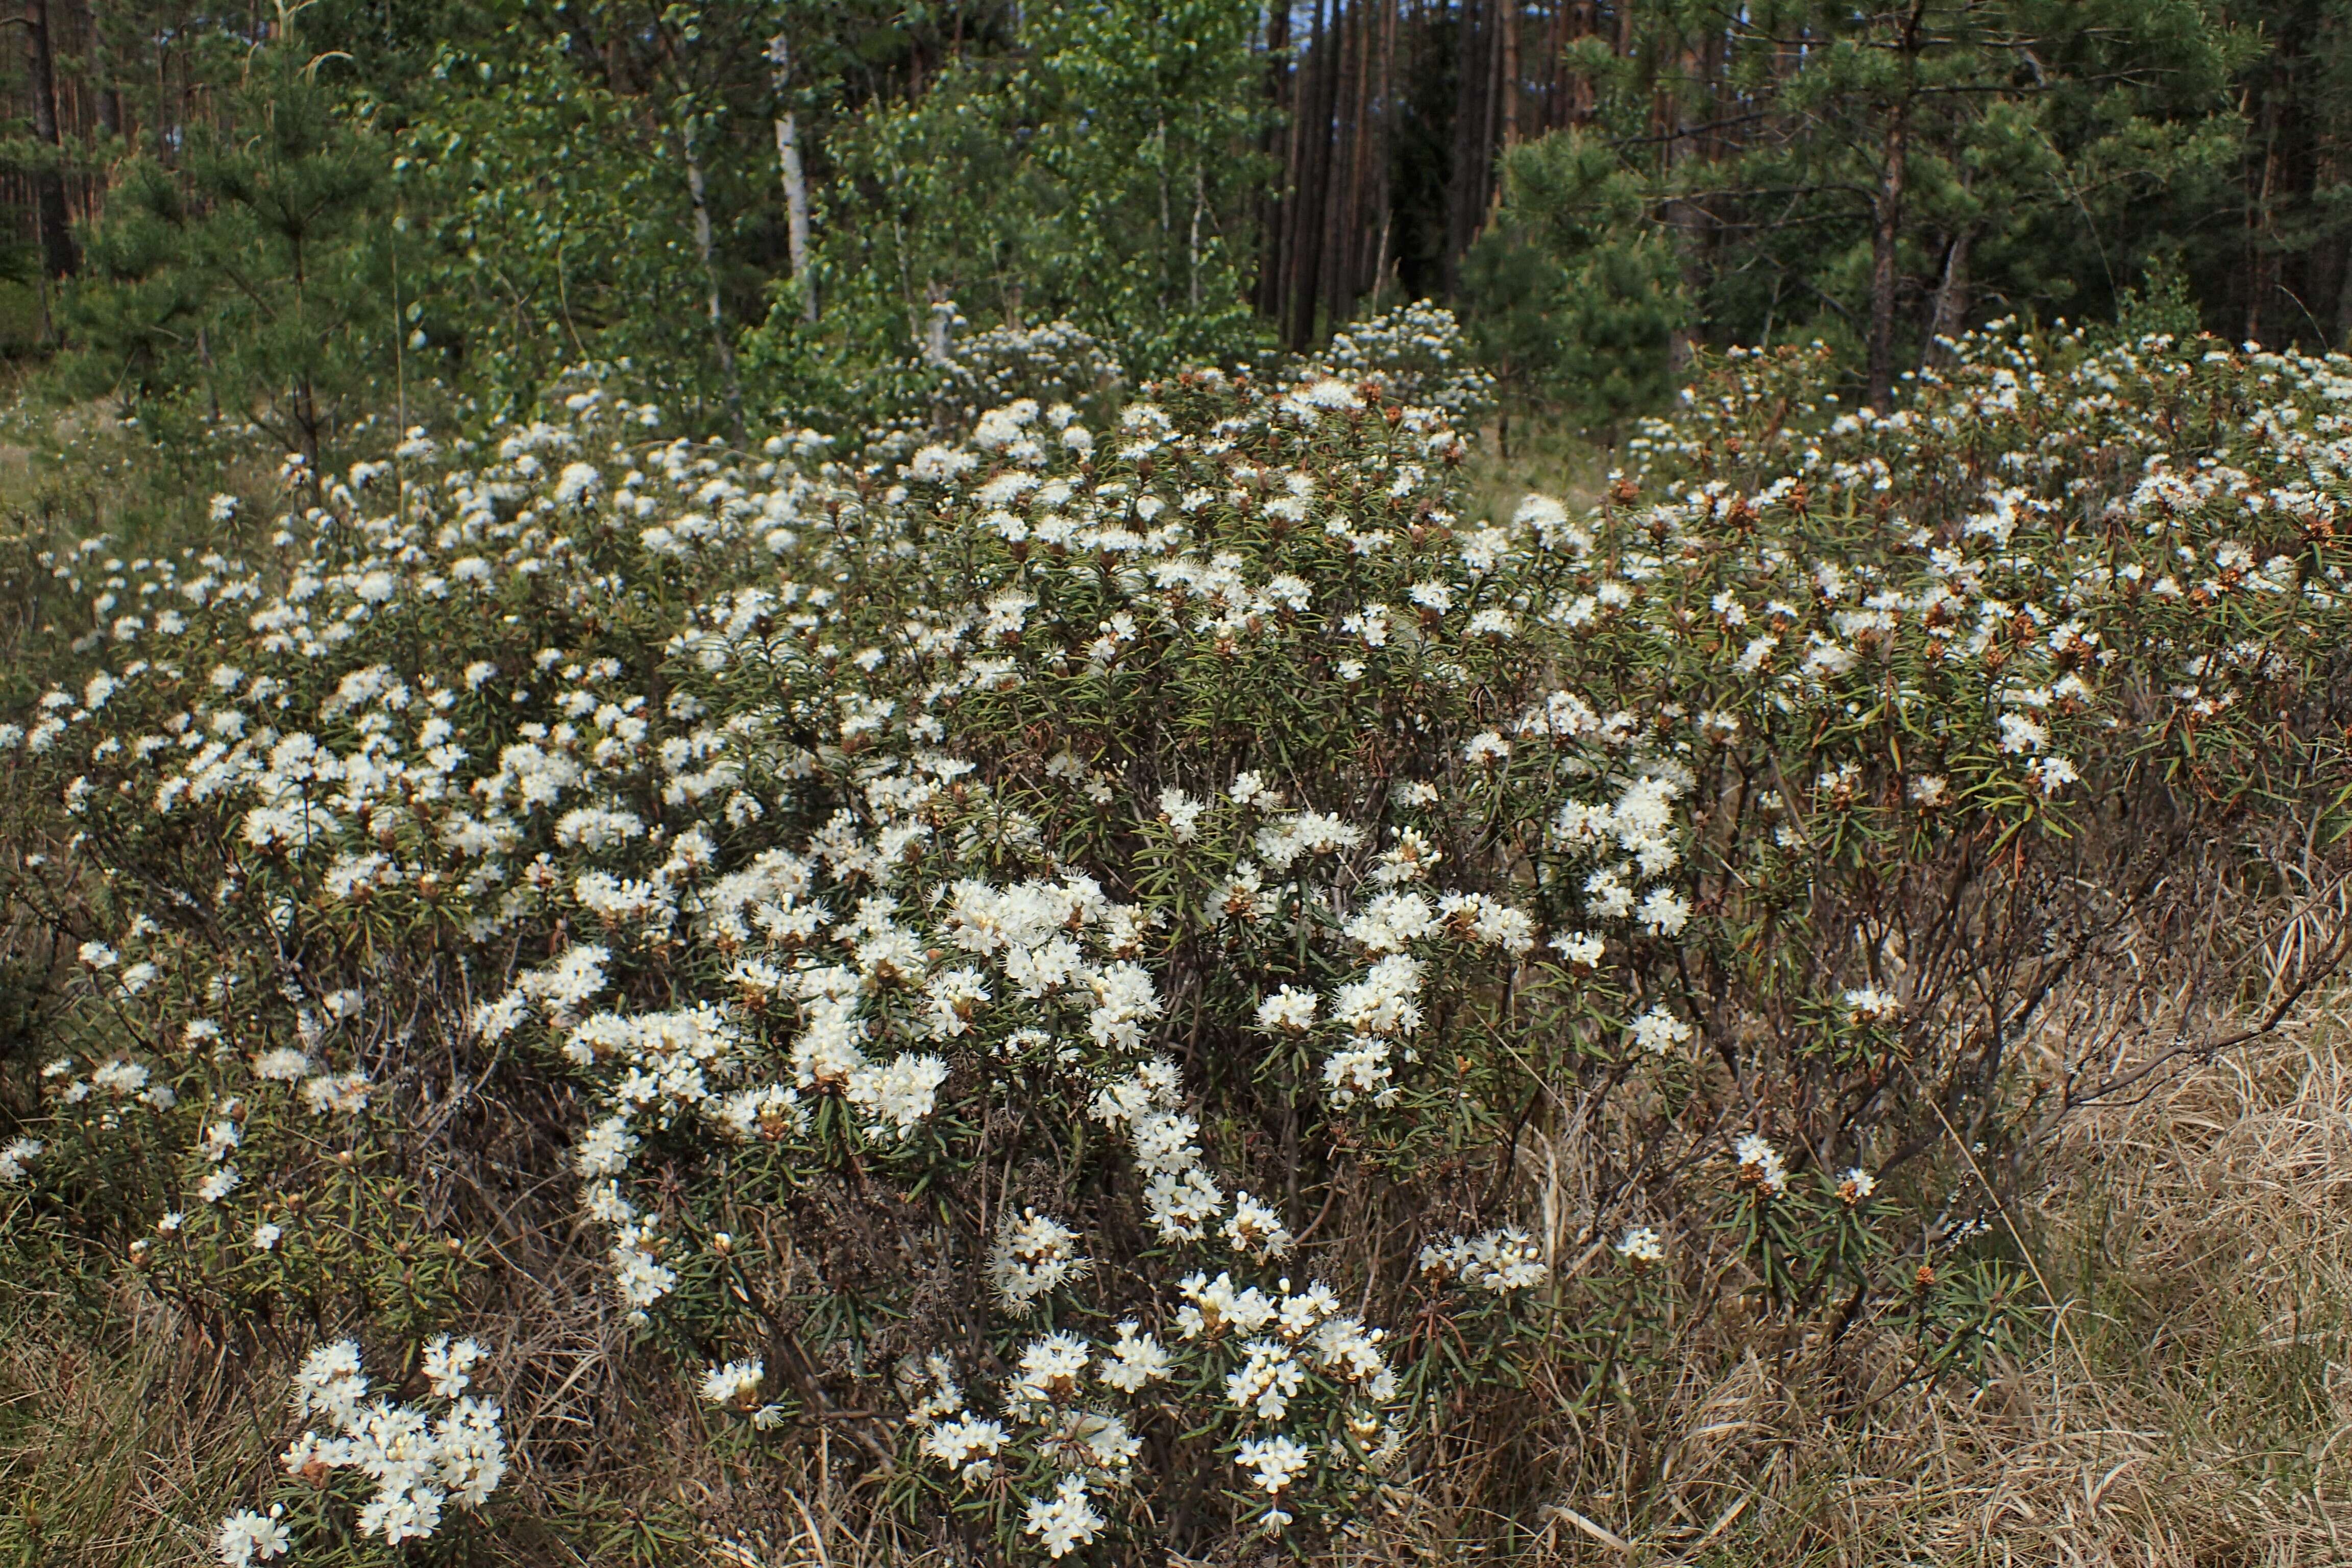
65, 29, 390, 468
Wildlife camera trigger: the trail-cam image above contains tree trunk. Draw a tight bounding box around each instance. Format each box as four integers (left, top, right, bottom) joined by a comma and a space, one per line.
1442, 0, 1492, 292
682, 130, 744, 441
1254, 0, 1293, 320
1499, 0, 1520, 150
768, 35, 816, 324
1867, 1, 1929, 409
1319, 0, 1361, 321
1925, 226, 1973, 362
2247, 81, 2282, 346
25, 0, 76, 280
924, 282, 955, 363
1285, 0, 1336, 347
2333, 233, 2352, 349
774, 112, 815, 322
1866, 100, 1911, 409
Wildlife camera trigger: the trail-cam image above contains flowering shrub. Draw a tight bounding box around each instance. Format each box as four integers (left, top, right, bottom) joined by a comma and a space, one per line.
1318, 299, 1500, 427
214, 1334, 507, 1563
4, 314, 2347, 1557
851, 311, 1128, 464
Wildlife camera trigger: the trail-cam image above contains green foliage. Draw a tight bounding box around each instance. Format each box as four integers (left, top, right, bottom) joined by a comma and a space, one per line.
63, 38, 393, 464
763, 0, 1271, 390
389, 27, 727, 419
2109, 252, 2204, 345
1461, 130, 1686, 431
1467, 0, 2251, 413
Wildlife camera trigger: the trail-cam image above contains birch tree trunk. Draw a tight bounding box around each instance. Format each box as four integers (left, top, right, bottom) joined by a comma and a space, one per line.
682, 126, 745, 440
774, 112, 815, 321
769, 35, 816, 324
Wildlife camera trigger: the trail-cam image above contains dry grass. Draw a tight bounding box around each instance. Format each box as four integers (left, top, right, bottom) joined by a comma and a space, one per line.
1484, 1028, 2352, 1568
8, 1029, 2352, 1567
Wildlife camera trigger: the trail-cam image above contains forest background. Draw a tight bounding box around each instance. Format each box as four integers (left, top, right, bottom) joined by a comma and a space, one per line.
0, 0, 2334, 476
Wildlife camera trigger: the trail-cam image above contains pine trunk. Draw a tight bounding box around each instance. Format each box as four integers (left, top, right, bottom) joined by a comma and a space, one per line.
26, 0, 76, 280
1866, 101, 1910, 409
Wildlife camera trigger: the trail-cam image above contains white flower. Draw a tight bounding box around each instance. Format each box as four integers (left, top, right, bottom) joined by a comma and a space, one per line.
423, 1335, 487, 1398
1236, 1433, 1313, 1495
203, 1123, 244, 1170
1549, 930, 1605, 968
252, 1048, 312, 1082
1628, 1005, 1693, 1056
252, 1222, 283, 1252
1142, 1166, 1225, 1241
91, 1059, 150, 1096
1228, 770, 1281, 810
1997, 712, 2048, 754
1422, 1227, 1545, 1292
1096, 1322, 1171, 1392
197, 1166, 241, 1203
0, 1136, 42, 1185
1320, 1035, 1396, 1108
290, 1339, 368, 1426
553, 461, 602, 505
992, 1209, 1090, 1314
2026, 754, 2080, 796
909, 444, 977, 484
1634, 887, 1691, 936
1463, 730, 1510, 766
1176, 1270, 1276, 1338
701, 1358, 764, 1407
1224, 1338, 1306, 1420
1254, 986, 1318, 1034
845, 1051, 949, 1138
922, 1415, 1008, 1482
1733, 1134, 1788, 1197
1009, 1332, 1094, 1411
1299, 376, 1362, 411
1222, 1191, 1294, 1259
575, 1115, 638, 1178
1331, 953, 1425, 1037
1837, 1167, 1878, 1205
216, 1508, 290, 1567
1843, 985, 1902, 1023
301, 1071, 372, 1116
1615, 1226, 1664, 1266
1021, 1474, 1107, 1558
1157, 788, 1206, 841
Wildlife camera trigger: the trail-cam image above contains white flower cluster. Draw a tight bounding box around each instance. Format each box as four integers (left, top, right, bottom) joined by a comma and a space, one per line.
992, 1208, 1090, 1314
1547, 770, 1693, 938
1316, 301, 1499, 424
1419, 1227, 1547, 1293
215, 1509, 289, 1568
226, 1336, 505, 1558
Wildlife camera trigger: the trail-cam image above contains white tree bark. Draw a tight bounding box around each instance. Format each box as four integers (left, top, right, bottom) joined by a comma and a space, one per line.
770, 34, 817, 323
